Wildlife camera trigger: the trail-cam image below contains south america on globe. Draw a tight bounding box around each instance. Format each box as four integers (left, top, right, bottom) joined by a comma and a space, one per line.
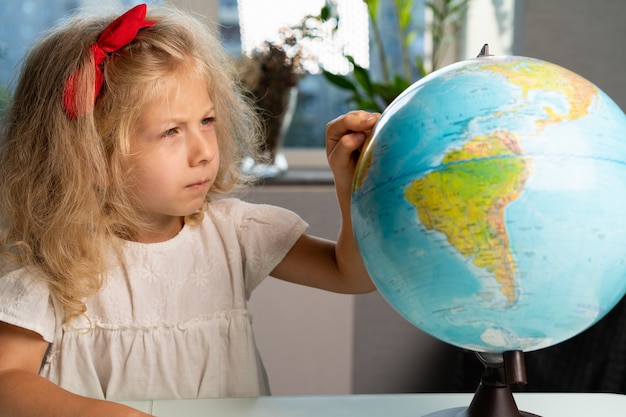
351, 54, 626, 353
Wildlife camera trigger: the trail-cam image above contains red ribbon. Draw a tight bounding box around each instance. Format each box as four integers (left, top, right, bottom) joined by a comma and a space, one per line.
63, 4, 155, 119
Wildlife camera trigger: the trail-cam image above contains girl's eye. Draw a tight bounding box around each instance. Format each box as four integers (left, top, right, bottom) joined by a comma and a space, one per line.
162, 127, 179, 138
201, 117, 215, 126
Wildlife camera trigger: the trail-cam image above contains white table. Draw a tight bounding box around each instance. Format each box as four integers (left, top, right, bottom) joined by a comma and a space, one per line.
120, 392, 625, 416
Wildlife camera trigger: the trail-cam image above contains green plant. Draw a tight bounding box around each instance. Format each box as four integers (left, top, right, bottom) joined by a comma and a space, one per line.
0, 85, 9, 119
0, 41, 8, 119
319, 0, 470, 112
235, 19, 323, 162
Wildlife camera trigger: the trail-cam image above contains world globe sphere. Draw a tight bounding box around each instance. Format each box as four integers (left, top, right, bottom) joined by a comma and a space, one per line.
351, 55, 626, 353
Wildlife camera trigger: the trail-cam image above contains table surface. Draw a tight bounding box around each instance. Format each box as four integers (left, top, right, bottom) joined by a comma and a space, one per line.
120, 392, 625, 416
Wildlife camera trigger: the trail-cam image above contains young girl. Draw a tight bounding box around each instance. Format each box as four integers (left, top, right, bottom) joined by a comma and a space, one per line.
0, 4, 378, 417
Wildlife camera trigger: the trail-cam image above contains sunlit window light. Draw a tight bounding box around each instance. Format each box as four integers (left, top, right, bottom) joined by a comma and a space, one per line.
237, 0, 369, 75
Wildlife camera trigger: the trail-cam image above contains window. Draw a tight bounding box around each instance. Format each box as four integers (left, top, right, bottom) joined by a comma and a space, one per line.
237, 0, 368, 74
0, 0, 430, 157
0, 0, 162, 93
219, 0, 372, 150
0, 0, 168, 119
218, 0, 427, 151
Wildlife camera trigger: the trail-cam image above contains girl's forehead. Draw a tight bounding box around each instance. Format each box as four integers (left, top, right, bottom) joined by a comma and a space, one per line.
152, 63, 212, 97
134, 74, 215, 126
140, 68, 210, 103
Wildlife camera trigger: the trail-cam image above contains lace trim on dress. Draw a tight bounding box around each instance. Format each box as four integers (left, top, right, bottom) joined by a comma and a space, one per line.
62, 308, 252, 332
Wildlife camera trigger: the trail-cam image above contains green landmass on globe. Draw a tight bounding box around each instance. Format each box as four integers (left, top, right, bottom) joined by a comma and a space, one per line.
352, 55, 626, 353
405, 131, 529, 305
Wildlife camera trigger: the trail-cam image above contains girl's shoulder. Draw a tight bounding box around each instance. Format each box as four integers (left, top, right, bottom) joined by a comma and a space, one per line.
206, 197, 249, 212
0, 267, 48, 290
0, 267, 57, 342
0, 267, 51, 307
202, 198, 251, 226
207, 197, 262, 211
205, 197, 307, 229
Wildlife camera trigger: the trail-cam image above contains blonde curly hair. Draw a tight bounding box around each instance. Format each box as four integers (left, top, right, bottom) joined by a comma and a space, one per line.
0, 5, 263, 322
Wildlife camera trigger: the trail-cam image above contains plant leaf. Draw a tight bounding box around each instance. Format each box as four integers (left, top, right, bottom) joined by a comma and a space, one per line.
322, 71, 358, 92
363, 0, 380, 20
353, 65, 374, 94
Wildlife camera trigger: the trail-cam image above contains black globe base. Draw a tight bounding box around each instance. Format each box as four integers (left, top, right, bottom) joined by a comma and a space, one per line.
424, 351, 541, 417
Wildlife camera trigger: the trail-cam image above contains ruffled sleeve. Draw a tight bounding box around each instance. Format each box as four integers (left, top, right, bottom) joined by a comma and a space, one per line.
229, 199, 309, 298
0, 268, 57, 342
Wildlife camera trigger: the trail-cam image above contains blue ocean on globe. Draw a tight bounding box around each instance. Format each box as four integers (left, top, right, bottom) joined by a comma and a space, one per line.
352, 55, 626, 353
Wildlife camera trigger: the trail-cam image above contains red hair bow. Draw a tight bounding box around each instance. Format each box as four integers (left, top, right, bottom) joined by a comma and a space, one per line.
63, 4, 155, 119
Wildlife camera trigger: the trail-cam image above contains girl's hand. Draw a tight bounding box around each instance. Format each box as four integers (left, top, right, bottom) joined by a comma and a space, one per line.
325, 110, 380, 192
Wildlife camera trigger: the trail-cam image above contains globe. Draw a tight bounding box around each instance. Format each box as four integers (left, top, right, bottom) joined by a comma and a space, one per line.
352, 55, 626, 354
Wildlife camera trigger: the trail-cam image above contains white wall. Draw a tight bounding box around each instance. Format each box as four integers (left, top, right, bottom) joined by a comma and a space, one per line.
242, 186, 355, 395
462, 0, 516, 57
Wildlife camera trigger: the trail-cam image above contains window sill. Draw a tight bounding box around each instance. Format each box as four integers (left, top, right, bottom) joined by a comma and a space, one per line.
256, 167, 334, 186
255, 149, 334, 186
282, 148, 328, 168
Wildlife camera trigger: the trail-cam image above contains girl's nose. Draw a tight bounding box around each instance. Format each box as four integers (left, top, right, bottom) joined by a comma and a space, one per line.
188, 129, 217, 166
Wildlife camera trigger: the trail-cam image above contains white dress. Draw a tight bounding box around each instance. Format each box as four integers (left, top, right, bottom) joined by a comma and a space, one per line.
0, 198, 308, 400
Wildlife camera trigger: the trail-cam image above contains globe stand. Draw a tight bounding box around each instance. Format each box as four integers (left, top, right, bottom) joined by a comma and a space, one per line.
424, 351, 541, 417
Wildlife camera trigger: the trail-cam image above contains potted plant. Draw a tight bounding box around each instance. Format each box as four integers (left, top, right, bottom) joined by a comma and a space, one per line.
237, 41, 299, 177
236, 19, 329, 177
318, 0, 471, 113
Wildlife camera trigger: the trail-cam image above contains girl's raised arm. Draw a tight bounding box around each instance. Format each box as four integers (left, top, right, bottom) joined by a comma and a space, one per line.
270, 111, 380, 294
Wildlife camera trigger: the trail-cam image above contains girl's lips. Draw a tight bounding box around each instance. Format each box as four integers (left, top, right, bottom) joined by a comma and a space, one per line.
186, 179, 210, 191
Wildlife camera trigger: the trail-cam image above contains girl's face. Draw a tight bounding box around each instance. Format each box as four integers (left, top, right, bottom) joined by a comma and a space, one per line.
130, 72, 219, 242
